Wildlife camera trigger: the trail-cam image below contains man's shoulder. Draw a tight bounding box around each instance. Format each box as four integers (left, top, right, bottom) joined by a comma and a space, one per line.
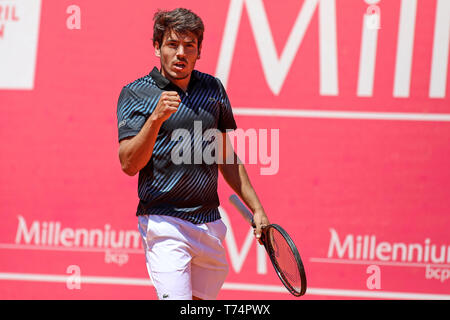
121, 73, 161, 101
193, 69, 215, 81
192, 70, 222, 90
124, 73, 158, 91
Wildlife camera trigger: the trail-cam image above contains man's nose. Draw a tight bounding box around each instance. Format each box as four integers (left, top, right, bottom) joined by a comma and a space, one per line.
176, 45, 185, 56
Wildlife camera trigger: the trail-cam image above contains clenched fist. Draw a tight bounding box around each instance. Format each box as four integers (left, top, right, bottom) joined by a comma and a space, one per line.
151, 91, 181, 122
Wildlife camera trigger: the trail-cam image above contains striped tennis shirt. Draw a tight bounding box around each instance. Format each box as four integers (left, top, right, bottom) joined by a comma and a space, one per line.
117, 67, 237, 224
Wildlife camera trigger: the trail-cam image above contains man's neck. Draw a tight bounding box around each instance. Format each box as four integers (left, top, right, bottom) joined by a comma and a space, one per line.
160, 69, 190, 92
173, 78, 190, 92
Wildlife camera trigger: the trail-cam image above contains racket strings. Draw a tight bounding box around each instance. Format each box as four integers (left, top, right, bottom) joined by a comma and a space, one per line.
268, 228, 303, 293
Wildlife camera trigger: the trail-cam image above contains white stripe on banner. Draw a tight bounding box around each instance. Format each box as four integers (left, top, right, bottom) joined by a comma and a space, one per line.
309, 257, 450, 268
0, 243, 142, 254
1, 272, 449, 299
233, 108, 450, 122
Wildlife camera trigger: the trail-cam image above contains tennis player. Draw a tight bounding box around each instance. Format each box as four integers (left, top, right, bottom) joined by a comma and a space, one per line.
117, 8, 269, 300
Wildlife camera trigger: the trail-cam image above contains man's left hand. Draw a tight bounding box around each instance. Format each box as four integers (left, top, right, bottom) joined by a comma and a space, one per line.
253, 209, 270, 245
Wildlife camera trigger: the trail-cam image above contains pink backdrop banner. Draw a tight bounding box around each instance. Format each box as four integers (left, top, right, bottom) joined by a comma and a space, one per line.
1, 0, 449, 299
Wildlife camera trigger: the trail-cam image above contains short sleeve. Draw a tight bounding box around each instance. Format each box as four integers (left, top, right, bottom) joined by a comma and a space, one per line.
116, 87, 147, 142
216, 78, 237, 133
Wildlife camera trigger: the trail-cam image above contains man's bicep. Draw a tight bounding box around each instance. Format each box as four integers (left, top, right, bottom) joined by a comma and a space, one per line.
118, 136, 134, 157
219, 132, 238, 164
119, 136, 133, 146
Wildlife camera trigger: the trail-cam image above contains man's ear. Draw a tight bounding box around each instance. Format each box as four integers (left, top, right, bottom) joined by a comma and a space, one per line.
197, 43, 202, 60
154, 42, 161, 58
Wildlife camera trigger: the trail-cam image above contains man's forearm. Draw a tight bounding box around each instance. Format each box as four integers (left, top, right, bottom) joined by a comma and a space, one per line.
219, 162, 263, 213
119, 115, 163, 176
220, 160, 270, 241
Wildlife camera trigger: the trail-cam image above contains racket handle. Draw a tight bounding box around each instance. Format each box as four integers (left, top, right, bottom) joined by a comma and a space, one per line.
229, 194, 255, 228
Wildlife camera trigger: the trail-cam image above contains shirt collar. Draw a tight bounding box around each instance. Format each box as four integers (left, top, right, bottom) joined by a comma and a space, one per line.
149, 66, 199, 91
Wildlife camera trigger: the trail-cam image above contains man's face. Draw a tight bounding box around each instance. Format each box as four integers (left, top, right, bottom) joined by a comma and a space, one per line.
155, 30, 201, 85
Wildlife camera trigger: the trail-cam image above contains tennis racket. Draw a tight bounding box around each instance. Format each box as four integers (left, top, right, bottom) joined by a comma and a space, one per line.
229, 194, 307, 297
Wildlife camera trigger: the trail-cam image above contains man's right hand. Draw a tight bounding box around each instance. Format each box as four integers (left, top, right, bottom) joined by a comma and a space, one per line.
119, 91, 180, 176
151, 91, 181, 122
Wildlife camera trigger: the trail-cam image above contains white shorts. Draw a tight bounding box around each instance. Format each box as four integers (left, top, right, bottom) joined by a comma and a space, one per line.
138, 214, 229, 300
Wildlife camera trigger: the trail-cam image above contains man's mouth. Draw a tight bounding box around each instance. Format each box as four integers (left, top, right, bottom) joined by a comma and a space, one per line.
173, 62, 187, 70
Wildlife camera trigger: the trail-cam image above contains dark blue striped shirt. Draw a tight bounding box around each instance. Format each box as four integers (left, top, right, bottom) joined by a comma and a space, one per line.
117, 67, 237, 224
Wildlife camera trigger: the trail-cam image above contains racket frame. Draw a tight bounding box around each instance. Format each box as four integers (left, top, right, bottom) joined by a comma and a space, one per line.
262, 224, 307, 296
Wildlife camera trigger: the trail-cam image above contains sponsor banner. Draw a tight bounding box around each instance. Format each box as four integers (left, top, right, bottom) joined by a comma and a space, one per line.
0, 0, 449, 299
217, 0, 450, 112
0, 0, 41, 89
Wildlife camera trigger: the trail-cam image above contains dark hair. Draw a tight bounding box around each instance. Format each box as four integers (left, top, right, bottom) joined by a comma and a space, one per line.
153, 8, 204, 48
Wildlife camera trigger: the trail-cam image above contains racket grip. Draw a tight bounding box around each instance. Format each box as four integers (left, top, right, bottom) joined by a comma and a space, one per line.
229, 194, 255, 228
